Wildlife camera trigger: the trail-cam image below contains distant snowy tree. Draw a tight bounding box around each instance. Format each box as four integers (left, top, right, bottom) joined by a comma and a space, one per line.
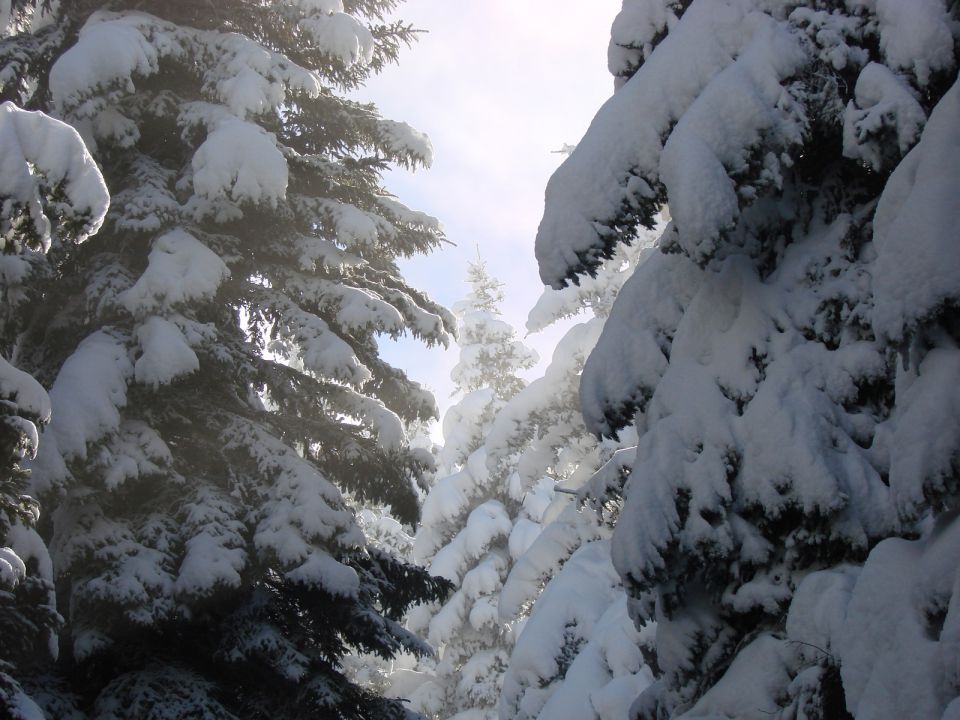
435, 259, 538, 476
0, 101, 108, 720
496, 237, 654, 720
537, 1, 960, 719
405, 260, 536, 720
2, 1, 456, 717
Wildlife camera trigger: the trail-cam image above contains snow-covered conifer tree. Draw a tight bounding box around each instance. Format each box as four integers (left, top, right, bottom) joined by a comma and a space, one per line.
537, 1, 960, 718
404, 259, 536, 720
0, 100, 108, 719
494, 237, 654, 720
2, 1, 456, 717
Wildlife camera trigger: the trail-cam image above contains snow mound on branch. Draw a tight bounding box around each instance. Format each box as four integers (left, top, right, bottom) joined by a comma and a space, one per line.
29, 331, 133, 494
608, 0, 679, 85
49, 12, 182, 116
659, 16, 807, 263
872, 76, 960, 343
192, 116, 288, 206
133, 316, 199, 387
843, 62, 927, 171
536, 0, 766, 286
874, 0, 956, 87
0, 102, 109, 249
0, 355, 50, 423
120, 229, 229, 315
210, 32, 321, 118
784, 512, 960, 720
377, 119, 434, 167
43, 331, 132, 462
299, 11, 374, 67
501, 541, 650, 720
52, 11, 323, 120
429, 500, 511, 583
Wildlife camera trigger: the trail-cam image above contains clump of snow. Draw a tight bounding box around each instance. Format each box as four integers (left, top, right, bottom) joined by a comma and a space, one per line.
39, 331, 132, 462
207, 32, 321, 118
377, 119, 434, 168
120, 229, 229, 315
843, 62, 927, 171
872, 76, 960, 343
0, 102, 109, 250
52, 11, 323, 121
299, 11, 374, 67
874, 0, 956, 86
191, 115, 288, 206
133, 316, 199, 387
0, 354, 50, 423
659, 17, 807, 263
536, 0, 770, 286
375, 196, 442, 232
501, 541, 651, 720
608, 0, 680, 86
49, 12, 182, 117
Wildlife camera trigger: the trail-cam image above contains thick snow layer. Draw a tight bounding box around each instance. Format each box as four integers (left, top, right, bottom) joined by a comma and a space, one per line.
192, 115, 288, 206
0, 102, 109, 249
0, 545, 26, 589
120, 229, 229, 314
659, 16, 807, 263
429, 500, 511, 584
843, 62, 927, 171
608, 0, 679, 84
872, 76, 960, 342
208, 31, 321, 118
501, 541, 650, 720
438, 391, 496, 474
299, 11, 374, 67
873, 0, 956, 86
223, 420, 363, 596
52, 11, 322, 120
133, 316, 199, 386
49, 12, 181, 116
536, 0, 778, 286
680, 634, 793, 718
580, 241, 701, 436
881, 348, 960, 521
175, 488, 246, 596
39, 331, 132, 463
781, 513, 960, 720
0, 355, 50, 422
377, 119, 434, 168
499, 503, 606, 626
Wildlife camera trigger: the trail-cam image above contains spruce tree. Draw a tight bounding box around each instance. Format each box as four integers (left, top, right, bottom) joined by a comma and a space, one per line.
496, 236, 654, 720
2, 1, 454, 717
405, 259, 536, 720
537, 1, 960, 718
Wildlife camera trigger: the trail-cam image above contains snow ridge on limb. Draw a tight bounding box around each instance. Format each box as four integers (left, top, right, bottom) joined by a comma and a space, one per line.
536, 0, 788, 288
0, 102, 108, 251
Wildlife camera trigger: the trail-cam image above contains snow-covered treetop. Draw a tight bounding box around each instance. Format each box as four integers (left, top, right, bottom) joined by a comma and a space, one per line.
450, 259, 538, 400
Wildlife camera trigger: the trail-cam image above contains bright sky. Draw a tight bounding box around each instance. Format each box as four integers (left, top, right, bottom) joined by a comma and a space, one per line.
359, 0, 622, 427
